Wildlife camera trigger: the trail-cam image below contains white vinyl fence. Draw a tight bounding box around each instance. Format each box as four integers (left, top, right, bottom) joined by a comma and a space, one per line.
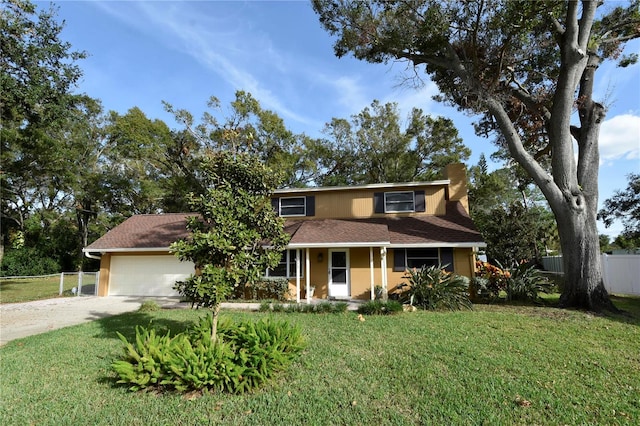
542, 255, 640, 296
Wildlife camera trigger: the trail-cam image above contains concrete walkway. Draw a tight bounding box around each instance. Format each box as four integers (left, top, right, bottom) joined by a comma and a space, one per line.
0, 296, 362, 346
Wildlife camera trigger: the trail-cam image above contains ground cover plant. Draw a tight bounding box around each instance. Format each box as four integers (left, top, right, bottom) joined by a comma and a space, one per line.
112, 314, 305, 393
1, 299, 639, 425
259, 301, 349, 314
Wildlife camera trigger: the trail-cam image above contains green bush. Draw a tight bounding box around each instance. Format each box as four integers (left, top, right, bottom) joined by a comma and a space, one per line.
357, 300, 404, 315
138, 300, 161, 312
112, 314, 305, 393
474, 262, 555, 304
401, 265, 472, 311
504, 263, 554, 303
248, 277, 291, 301
260, 301, 349, 314
0, 247, 60, 277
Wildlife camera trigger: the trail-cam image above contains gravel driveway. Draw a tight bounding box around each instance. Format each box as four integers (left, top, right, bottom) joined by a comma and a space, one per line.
0, 296, 184, 346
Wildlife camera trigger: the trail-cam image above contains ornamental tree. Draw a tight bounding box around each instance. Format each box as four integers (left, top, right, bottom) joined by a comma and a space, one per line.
313, 0, 640, 311
171, 151, 290, 341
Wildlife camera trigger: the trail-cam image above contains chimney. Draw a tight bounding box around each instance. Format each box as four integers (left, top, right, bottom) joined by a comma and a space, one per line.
444, 163, 469, 213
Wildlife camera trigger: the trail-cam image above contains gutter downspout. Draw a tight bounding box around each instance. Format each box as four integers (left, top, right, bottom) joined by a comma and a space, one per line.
84, 251, 102, 260
83, 251, 102, 296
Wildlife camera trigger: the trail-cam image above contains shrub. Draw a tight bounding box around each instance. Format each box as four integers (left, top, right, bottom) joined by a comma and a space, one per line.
112, 314, 305, 393
504, 263, 554, 303
357, 300, 403, 315
474, 261, 554, 303
138, 300, 161, 312
474, 261, 511, 300
401, 265, 472, 311
0, 247, 60, 277
238, 277, 291, 301
259, 301, 349, 314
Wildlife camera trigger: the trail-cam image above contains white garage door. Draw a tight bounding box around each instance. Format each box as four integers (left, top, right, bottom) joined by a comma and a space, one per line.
109, 255, 195, 296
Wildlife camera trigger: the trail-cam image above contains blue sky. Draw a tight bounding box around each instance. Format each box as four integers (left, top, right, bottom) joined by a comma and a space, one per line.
44, 1, 639, 238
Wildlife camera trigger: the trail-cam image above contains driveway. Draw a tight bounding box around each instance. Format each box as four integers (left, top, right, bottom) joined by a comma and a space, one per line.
0, 296, 361, 346
0, 296, 185, 346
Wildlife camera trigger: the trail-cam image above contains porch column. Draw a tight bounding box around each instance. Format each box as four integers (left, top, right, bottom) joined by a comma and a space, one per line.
380, 247, 388, 301
305, 247, 311, 304
369, 247, 375, 300
296, 249, 301, 303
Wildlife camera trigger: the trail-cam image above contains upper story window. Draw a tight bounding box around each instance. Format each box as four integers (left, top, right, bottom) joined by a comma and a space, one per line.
374, 190, 425, 214
280, 197, 306, 217
384, 191, 415, 213
271, 195, 315, 217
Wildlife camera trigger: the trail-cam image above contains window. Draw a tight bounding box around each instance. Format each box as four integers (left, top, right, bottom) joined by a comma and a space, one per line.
384, 191, 415, 213
393, 248, 454, 272
280, 197, 306, 216
406, 248, 439, 269
267, 250, 305, 278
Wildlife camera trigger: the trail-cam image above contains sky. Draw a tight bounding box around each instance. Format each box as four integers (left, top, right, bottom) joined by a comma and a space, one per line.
38, 0, 639, 238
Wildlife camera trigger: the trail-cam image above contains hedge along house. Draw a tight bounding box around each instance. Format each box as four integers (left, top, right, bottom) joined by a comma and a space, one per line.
270, 163, 485, 302
83, 164, 484, 300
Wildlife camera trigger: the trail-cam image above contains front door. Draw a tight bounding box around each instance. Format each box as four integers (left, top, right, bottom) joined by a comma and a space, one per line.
329, 249, 350, 298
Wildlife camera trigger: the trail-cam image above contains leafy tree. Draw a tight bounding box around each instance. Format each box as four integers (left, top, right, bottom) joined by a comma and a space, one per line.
475, 201, 557, 266
469, 155, 559, 262
1, 0, 87, 265
171, 151, 290, 341
309, 100, 469, 185
598, 173, 640, 241
164, 90, 317, 189
313, 0, 640, 311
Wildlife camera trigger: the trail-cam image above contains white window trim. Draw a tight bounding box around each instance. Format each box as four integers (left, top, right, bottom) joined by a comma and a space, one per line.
266, 249, 304, 278
384, 191, 415, 213
279, 196, 306, 217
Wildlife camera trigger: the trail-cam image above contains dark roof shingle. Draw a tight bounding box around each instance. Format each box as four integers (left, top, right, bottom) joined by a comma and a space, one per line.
84, 213, 193, 251
84, 202, 484, 252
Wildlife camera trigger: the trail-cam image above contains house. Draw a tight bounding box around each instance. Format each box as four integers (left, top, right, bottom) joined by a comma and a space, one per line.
83, 163, 485, 300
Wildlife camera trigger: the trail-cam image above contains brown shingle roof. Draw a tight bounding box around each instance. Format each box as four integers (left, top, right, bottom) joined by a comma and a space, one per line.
289, 219, 390, 245
286, 201, 484, 247
386, 202, 484, 245
84, 201, 484, 252
84, 213, 194, 251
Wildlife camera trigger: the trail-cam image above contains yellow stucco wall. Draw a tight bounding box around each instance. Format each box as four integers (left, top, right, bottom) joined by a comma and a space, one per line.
276, 185, 447, 219
97, 253, 111, 296
286, 246, 477, 301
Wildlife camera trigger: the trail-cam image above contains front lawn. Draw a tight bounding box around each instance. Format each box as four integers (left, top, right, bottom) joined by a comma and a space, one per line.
0, 274, 95, 303
1, 302, 639, 425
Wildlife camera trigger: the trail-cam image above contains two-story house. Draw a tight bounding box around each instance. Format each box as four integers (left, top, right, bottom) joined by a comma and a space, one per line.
83, 164, 485, 299
268, 163, 485, 302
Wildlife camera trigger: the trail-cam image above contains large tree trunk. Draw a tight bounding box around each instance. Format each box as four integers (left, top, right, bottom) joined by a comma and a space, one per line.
555, 203, 617, 311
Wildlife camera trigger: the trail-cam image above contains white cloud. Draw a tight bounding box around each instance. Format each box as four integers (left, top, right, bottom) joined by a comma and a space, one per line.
599, 114, 640, 163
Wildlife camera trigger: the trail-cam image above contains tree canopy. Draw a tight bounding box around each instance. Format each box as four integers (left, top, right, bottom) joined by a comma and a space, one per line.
307, 100, 469, 185
313, 0, 640, 311
598, 173, 640, 242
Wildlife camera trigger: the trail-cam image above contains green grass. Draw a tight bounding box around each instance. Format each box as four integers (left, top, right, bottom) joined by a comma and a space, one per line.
0, 274, 96, 303
1, 300, 639, 425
